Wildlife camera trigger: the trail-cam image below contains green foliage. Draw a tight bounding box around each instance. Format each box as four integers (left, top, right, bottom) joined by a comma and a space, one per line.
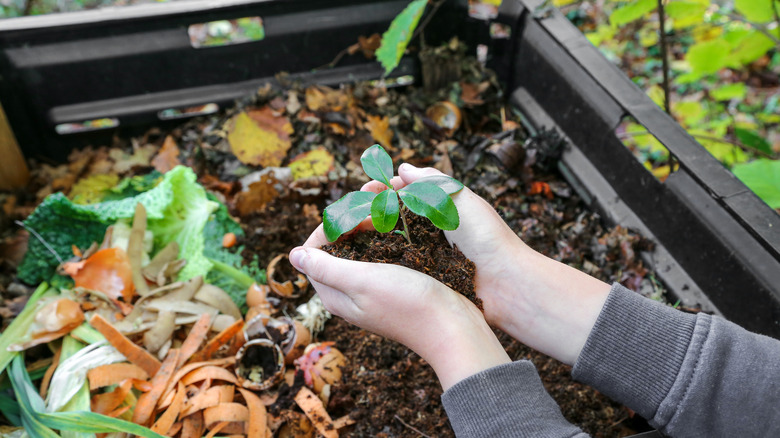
735, 127, 773, 155
361, 143, 395, 187
397, 182, 459, 231
733, 159, 780, 208
687, 39, 730, 76
710, 83, 747, 101
8, 355, 165, 438
0, 391, 21, 427
323, 191, 377, 242
322, 145, 463, 242
610, 0, 656, 26
375, 0, 429, 75
571, 0, 779, 208
735, 0, 779, 23
371, 189, 400, 233
0, 283, 54, 378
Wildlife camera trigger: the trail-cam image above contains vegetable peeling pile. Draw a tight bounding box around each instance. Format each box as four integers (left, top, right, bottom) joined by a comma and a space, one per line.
0, 165, 348, 437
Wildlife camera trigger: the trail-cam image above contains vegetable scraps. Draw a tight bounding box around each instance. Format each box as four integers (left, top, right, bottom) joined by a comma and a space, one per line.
17, 165, 258, 309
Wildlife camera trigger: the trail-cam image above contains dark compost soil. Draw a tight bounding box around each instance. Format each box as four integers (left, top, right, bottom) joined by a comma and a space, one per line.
321, 213, 481, 310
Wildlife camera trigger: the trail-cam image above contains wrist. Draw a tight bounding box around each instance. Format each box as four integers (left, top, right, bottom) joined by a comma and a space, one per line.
491, 248, 611, 365
421, 298, 511, 391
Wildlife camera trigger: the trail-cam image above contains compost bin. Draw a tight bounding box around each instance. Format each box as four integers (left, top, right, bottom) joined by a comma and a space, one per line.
0, 0, 779, 436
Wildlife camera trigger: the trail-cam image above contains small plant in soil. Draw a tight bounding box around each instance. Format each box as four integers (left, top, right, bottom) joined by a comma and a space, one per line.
323, 144, 464, 243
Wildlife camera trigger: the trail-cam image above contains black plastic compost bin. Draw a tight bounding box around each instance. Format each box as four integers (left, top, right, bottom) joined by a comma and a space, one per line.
1, 0, 779, 345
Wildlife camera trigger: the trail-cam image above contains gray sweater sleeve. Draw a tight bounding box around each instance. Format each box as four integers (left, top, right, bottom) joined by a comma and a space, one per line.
442, 283, 780, 437
573, 283, 780, 436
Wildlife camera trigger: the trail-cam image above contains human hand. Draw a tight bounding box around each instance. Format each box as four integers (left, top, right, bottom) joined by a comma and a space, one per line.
289, 235, 510, 390
364, 164, 611, 365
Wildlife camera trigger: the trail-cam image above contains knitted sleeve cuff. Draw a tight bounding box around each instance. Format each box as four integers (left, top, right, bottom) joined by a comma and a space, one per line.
571, 283, 697, 419
442, 361, 586, 437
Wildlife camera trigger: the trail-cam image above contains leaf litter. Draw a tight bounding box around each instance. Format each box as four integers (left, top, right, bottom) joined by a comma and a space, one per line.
0, 41, 673, 437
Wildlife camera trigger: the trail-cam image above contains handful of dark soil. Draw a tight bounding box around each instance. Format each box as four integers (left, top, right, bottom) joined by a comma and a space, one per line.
321, 213, 482, 309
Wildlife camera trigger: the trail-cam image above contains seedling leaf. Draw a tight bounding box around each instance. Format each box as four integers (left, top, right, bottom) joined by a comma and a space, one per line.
371, 189, 400, 233
414, 175, 464, 195
361, 144, 394, 187
323, 191, 378, 242
375, 0, 428, 75
398, 182, 459, 230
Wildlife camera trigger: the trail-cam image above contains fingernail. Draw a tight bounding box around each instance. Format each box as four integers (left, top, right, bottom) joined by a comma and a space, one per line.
289, 247, 308, 272
400, 163, 416, 171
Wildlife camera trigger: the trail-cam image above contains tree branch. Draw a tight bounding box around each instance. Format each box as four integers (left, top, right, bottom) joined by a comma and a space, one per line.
657, 0, 671, 115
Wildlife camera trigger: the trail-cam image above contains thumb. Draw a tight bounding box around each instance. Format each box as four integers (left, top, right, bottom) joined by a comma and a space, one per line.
398, 163, 445, 185
289, 246, 415, 298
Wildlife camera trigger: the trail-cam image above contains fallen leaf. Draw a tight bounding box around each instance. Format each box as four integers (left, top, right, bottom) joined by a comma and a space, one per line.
152, 136, 181, 173
235, 174, 281, 217
366, 114, 394, 150
305, 85, 351, 112
228, 112, 291, 167
110, 144, 157, 173
460, 81, 490, 106
0, 231, 28, 266
69, 173, 120, 205
289, 148, 335, 180
358, 33, 382, 58
247, 107, 294, 143
394, 148, 415, 163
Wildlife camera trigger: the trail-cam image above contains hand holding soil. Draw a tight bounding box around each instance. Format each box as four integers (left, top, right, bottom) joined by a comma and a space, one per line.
291, 161, 614, 392
368, 163, 614, 365
289, 238, 510, 390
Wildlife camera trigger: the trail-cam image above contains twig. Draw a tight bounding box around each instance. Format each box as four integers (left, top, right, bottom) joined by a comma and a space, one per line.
773, 0, 780, 34
15, 220, 64, 264
727, 13, 780, 47
657, 0, 671, 115
410, 0, 447, 42
393, 415, 432, 438
618, 130, 776, 159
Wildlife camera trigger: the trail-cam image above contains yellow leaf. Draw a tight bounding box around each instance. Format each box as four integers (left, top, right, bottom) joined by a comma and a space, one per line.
69, 173, 120, 205
289, 147, 335, 180
646, 85, 666, 108
228, 112, 291, 167
366, 115, 394, 150
639, 25, 659, 47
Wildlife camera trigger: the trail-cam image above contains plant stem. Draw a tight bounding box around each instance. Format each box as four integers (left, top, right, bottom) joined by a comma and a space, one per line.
207, 258, 256, 288
399, 206, 412, 245
657, 0, 671, 115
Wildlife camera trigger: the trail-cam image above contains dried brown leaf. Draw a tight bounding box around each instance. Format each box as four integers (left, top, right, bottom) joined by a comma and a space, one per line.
152, 136, 181, 173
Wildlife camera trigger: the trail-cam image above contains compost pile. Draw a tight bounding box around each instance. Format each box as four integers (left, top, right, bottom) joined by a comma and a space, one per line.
0, 52, 661, 437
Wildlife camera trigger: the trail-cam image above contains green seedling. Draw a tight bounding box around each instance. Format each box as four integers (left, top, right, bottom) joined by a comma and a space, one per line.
323, 144, 464, 243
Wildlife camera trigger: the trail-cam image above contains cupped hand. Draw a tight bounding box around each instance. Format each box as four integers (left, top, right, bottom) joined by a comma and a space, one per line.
361, 164, 530, 335
363, 164, 611, 365
289, 232, 510, 390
